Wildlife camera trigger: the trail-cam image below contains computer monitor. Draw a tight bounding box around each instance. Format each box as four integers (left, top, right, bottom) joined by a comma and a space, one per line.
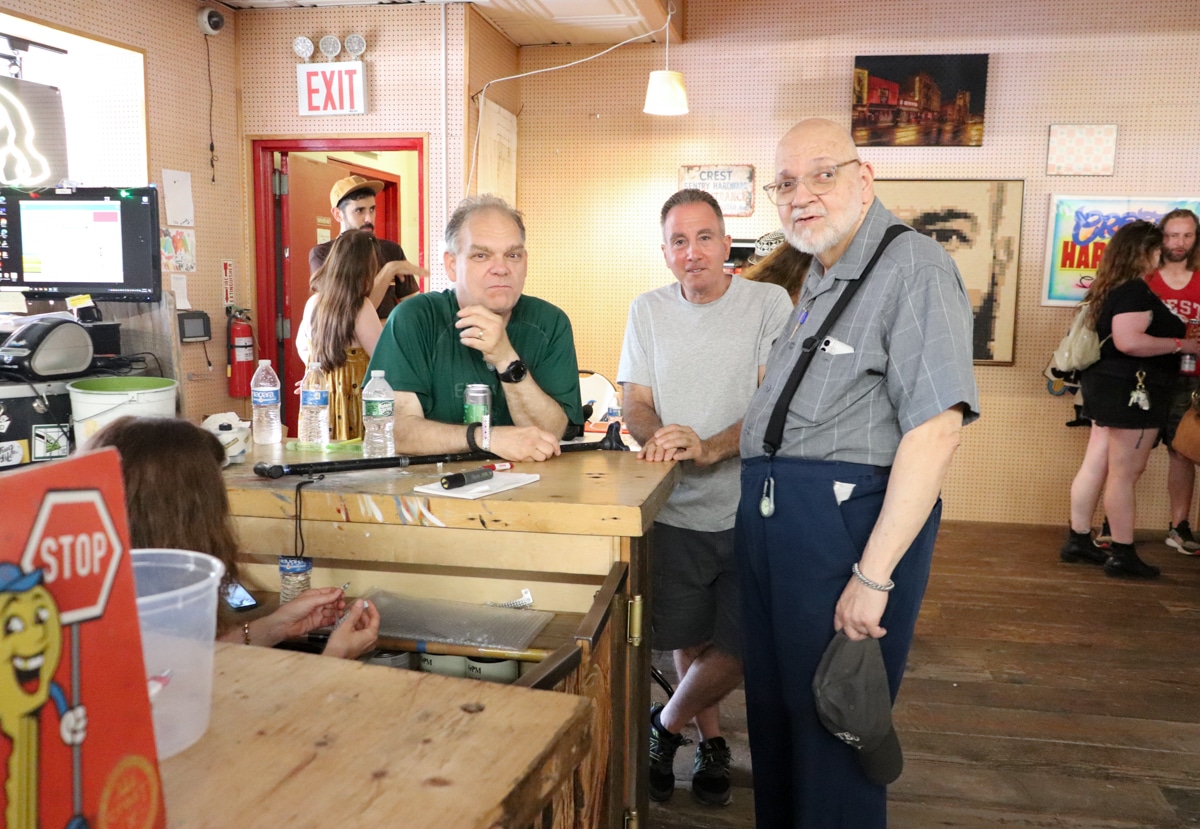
0, 185, 162, 303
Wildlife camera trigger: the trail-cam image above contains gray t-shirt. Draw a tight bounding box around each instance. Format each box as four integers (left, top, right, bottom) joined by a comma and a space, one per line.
618, 276, 793, 531
741, 199, 980, 463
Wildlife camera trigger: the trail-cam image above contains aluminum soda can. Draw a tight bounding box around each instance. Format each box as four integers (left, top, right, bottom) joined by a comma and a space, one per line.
464, 384, 492, 449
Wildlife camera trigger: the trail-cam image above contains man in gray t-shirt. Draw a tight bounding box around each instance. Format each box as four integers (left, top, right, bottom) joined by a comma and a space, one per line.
618, 189, 792, 807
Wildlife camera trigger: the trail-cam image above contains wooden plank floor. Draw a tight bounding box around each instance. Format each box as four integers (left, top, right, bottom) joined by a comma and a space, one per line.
649, 521, 1200, 828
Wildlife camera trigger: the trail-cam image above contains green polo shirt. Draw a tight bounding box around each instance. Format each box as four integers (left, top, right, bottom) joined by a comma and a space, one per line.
366, 288, 583, 431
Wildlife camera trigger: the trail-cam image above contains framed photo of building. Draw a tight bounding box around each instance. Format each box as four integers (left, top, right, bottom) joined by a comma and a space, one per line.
852, 54, 989, 147
874, 179, 1024, 364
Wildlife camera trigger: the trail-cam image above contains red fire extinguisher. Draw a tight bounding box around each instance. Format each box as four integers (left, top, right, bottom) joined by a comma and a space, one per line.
227, 308, 254, 398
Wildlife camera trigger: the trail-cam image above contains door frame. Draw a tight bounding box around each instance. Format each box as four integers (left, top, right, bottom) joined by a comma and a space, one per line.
249, 135, 427, 386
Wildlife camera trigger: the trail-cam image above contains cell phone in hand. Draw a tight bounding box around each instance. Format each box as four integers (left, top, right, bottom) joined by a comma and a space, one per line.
222, 581, 258, 611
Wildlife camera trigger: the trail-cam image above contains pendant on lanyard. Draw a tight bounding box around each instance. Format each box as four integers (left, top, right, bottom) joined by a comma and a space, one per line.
759, 475, 775, 518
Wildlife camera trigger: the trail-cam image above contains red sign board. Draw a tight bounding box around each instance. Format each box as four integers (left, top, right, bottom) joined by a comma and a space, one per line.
0, 448, 164, 829
21, 490, 124, 625
297, 61, 366, 115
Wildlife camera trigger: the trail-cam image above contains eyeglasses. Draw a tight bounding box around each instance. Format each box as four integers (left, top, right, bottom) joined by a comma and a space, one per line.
762, 159, 861, 205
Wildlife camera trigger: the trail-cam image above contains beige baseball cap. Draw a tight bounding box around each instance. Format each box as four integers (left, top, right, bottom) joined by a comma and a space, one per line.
329, 175, 384, 209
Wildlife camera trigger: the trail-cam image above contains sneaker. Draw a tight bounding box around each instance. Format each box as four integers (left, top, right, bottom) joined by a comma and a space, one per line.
691, 736, 733, 806
1166, 521, 1200, 555
649, 703, 686, 802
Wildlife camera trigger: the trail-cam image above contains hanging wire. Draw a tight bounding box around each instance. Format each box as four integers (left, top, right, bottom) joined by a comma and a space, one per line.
293, 474, 324, 556
465, 6, 676, 197
204, 34, 218, 183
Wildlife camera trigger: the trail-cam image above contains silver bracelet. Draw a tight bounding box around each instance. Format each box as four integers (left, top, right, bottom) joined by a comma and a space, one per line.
852, 562, 895, 592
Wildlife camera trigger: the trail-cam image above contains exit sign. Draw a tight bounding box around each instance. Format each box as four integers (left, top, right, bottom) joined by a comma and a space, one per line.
297, 61, 366, 115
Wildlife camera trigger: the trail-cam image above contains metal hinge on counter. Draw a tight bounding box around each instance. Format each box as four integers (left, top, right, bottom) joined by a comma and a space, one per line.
624, 809, 639, 829
626, 594, 643, 646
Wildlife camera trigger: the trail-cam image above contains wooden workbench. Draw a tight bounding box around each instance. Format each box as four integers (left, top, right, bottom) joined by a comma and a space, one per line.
223, 446, 678, 828
159, 643, 592, 828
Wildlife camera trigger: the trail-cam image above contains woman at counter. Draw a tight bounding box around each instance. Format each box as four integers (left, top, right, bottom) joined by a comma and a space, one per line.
87, 416, 380, 657
1062, 221, 1200, 578
295, 229, 386, 440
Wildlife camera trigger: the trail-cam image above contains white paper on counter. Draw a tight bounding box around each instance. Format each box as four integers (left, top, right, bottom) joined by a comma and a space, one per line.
412, 472, 540, 500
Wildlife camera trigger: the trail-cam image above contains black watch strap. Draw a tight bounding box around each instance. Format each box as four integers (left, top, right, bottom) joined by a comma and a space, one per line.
497, 359, 528, 383
466, 422, 482, 452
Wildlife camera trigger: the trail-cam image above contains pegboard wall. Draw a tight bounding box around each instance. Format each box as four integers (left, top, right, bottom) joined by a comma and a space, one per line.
515, 0, 1200, 527
22, 0, 1200, 529
3, 0, 246, 422
237, 3, 467, 296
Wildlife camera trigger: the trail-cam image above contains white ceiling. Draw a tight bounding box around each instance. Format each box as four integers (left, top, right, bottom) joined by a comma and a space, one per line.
216, 0, 681, 46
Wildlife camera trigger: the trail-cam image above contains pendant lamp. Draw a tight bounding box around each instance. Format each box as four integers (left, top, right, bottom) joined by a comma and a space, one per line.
643, 7, 687, 116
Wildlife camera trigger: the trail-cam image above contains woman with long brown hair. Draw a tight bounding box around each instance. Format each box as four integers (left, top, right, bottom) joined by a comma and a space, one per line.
1063, 220, 1200, 578
296, 229, 385, 440
87, 416, 379, 657
742, 229, 811, 305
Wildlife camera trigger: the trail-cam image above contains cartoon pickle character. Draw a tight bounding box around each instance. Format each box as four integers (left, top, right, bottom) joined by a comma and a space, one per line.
0, 563, 87, 829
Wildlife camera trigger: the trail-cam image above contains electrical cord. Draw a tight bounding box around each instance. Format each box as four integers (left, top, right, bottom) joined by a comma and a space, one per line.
465, 5, 677, 196
204, 33, 218, 183
293, 475, 324, 557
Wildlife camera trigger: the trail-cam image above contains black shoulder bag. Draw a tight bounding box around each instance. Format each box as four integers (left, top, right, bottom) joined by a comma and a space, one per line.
756, 225, 911, 517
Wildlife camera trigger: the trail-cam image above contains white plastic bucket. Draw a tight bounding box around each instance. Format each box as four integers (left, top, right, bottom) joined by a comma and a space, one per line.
66, 377, 178, 446
131, 548, 225, 760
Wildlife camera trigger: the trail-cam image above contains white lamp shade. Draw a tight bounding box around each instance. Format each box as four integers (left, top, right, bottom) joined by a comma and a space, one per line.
643, 70, 689, 116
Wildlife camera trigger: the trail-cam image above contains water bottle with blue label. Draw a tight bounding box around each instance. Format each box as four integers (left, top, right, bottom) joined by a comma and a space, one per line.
250, 359, 282, 444
278, 556, 312, 603
297, 362, 330, 446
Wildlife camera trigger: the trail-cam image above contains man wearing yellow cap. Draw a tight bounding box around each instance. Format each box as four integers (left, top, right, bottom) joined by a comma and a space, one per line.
308, 174, 429, 319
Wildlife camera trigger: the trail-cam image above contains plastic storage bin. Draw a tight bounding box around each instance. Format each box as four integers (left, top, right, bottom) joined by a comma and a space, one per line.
131, 548, 224, 759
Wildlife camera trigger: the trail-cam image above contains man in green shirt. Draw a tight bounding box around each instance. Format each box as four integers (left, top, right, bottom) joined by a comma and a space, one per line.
367, 195, 583, 462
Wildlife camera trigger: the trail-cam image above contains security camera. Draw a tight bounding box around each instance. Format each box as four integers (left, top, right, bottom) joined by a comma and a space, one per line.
198, 6, 225, 36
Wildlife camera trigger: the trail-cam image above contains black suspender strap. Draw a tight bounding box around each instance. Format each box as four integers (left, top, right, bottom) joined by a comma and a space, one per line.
761, 225, 912, 457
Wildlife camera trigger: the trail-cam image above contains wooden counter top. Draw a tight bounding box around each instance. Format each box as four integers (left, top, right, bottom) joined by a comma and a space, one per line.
160, 643, 592, 828
224, 445, 677, 537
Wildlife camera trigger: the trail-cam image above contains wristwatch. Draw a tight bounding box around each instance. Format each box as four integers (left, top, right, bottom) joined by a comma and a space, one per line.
497, 359, 528, 384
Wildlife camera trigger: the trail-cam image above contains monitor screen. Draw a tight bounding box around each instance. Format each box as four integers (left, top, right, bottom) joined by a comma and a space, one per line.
0, 186, 162, 302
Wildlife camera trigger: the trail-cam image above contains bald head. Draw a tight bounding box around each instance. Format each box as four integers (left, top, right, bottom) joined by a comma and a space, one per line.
773, 119, 874, 267
777, 118, 858, 165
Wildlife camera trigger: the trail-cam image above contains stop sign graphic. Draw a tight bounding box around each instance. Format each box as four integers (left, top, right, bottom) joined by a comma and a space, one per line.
20, 490, 125, 625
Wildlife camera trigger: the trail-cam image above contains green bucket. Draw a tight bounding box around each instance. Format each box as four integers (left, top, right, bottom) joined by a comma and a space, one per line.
67, 376, 178, 446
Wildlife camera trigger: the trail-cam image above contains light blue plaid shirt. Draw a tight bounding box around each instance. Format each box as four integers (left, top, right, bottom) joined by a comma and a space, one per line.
741, 199, 980, 465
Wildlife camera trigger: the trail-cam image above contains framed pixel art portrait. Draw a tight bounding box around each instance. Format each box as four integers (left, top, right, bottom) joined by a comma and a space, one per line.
874, 179, 1024, 363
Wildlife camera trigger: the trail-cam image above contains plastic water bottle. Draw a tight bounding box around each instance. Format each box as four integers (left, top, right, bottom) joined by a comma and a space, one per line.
250, 359, 282, 445
362, 370, 395, 458
278, 556, 312, 603
297, 363, 330, 446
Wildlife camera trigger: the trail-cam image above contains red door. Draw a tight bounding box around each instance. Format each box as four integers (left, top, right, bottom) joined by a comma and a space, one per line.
281, 155, 345, 433
251, 137, 427, 436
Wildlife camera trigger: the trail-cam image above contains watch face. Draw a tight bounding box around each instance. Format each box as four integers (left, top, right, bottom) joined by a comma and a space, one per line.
501, 360, 527, 382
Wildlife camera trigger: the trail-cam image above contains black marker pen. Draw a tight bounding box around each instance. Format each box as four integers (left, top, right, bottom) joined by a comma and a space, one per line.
441, 468, 494, 490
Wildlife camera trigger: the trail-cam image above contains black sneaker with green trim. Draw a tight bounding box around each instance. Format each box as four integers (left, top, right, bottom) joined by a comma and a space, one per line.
649, 703, 686, 802
691, 736, 733, 806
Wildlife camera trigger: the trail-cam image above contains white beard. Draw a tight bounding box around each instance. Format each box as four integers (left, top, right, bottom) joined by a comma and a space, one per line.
782, 199, 862, 256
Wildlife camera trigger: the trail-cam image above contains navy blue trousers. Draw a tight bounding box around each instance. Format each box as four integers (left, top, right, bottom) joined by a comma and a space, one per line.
736, 457, 940, 829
